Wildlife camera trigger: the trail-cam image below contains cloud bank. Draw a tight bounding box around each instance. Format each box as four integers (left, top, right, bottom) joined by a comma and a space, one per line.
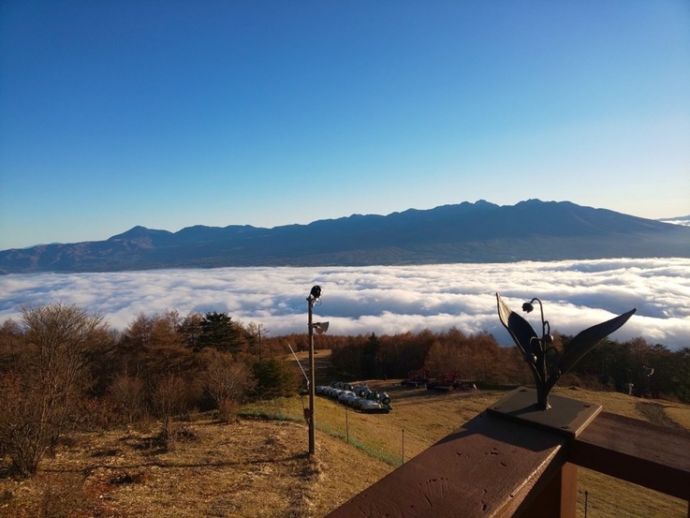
661, 218, 690, 227
1, 259, 689, 349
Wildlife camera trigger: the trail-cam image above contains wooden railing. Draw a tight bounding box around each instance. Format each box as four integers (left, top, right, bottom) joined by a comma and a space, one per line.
328, 394, 690, 517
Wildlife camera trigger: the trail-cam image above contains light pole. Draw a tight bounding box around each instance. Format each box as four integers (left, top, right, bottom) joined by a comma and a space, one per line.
306, 285, 328, 456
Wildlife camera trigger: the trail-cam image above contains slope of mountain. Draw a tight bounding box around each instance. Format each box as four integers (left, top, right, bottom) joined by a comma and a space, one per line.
2, 200, 689, 273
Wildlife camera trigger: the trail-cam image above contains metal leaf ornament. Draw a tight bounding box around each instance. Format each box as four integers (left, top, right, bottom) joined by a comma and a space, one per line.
496, 294, 635, 410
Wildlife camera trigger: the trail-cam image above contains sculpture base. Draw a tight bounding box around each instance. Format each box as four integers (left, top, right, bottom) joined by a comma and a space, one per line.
487, 387, 602, 437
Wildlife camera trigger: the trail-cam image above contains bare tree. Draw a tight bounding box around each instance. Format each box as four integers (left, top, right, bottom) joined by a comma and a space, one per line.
152, 373, 200, 448
202, 349, 255, 422
246, 322, 266, 359
0, 304, 105, 476
108, 374, 145, 424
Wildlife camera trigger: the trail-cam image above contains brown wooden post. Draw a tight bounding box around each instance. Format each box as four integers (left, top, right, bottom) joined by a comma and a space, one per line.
327, 411, 570, 517
518, 462, 577, 518
561, 463, 578, 518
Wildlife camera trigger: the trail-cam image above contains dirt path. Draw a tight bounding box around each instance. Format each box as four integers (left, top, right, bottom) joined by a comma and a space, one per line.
635, 401, 686, 432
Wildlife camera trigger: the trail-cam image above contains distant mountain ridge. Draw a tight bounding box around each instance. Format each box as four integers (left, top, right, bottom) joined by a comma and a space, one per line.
2, 200, 689, 273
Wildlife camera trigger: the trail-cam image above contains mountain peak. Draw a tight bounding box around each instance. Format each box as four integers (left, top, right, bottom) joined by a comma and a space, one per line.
515, 198, 546, 206
108, 226, 170, 241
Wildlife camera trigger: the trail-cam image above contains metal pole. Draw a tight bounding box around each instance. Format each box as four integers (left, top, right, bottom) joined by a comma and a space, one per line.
401, 428, 405, 465
308, 297, 316, 456
345, 407, 349, 444
584, 490, 588, 518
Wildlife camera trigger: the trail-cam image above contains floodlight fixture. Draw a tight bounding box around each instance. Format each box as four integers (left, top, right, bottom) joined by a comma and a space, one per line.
312, 321, 329, 335
308, 285, 322, 301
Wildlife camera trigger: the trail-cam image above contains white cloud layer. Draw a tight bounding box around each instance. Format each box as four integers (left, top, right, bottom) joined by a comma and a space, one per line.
661, 218, 690, 227
1, 258, 689, 349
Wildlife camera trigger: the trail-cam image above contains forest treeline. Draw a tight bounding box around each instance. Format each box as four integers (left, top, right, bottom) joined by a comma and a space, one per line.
1, 304, 688, 478
0, 305, 297, 477
324, 329, 690, 403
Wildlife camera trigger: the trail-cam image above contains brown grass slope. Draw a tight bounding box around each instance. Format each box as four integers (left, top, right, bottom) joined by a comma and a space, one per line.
0, 418, 389, 517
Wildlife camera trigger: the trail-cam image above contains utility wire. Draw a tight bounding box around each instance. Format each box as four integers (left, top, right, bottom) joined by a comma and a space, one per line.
287, 342, 310, 387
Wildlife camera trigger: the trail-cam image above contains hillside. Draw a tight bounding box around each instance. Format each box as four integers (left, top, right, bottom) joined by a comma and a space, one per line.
2, 385, 688, 517
2, 199, 690, 273
0, 419, 391, 518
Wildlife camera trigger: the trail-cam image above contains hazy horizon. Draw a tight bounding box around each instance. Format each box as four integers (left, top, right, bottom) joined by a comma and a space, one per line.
1, 258, 688, 350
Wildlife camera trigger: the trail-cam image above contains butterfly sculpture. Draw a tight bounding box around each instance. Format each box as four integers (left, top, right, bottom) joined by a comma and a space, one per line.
496, 293, 635, 410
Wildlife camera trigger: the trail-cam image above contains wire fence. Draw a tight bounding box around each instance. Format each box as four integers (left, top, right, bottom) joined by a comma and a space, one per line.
574, 484, 688, 517
239, 398, 407, 467
317, 421, 404, 467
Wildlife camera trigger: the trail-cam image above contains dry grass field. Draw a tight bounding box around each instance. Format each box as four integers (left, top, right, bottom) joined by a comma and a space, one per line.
0, 418, 390, 517
1, 377, 688, 517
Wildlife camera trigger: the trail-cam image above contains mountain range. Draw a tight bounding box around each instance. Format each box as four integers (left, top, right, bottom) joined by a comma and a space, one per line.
2, 200, 689, 273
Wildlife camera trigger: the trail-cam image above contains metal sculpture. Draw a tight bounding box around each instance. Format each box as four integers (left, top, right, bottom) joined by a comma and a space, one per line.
496, 293, 635, 410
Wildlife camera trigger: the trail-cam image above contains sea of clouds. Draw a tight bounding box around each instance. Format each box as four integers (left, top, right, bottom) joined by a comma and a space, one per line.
661, 218, 690, 227
1, 258, 689, 349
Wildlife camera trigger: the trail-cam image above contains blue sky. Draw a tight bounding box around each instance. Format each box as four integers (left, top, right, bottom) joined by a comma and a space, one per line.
1, 1, 689, 249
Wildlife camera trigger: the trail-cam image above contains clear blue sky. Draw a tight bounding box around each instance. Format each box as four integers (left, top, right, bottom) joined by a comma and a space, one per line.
1, 1, 689, 249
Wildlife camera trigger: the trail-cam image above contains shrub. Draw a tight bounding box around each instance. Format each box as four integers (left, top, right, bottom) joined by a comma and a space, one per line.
0, 305, 105, 477
109, 374, 146, 424
152, 374, 200, 448
0, 373, 46, 476
201, 349, 255, 422
217, 399, 240, 423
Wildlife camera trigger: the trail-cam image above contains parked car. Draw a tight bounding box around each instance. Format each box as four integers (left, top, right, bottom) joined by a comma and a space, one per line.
316, 381, 392, 413
401, 368, 429, 388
